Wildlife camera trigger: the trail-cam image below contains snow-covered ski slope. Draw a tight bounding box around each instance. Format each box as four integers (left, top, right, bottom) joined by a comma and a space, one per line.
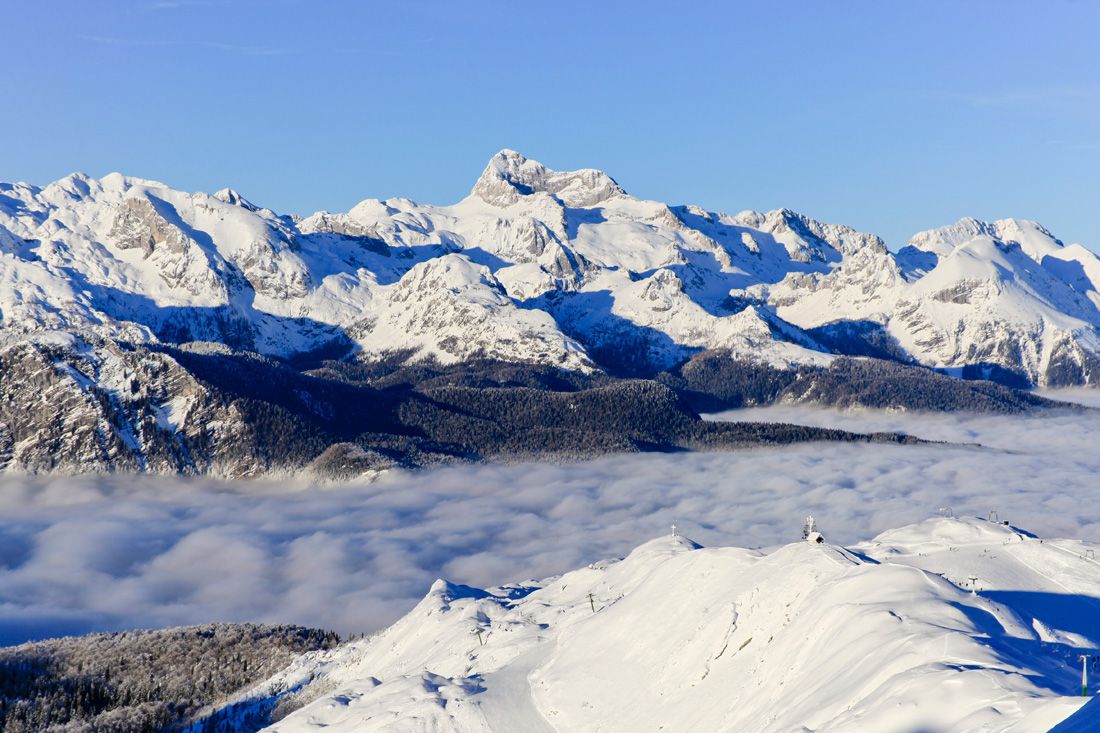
210, 516, 1100, 732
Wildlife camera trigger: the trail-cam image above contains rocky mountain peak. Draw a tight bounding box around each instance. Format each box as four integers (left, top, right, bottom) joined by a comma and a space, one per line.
213, 188, 259, 212
471, 149, 625, 208
906, 217, 1067, 268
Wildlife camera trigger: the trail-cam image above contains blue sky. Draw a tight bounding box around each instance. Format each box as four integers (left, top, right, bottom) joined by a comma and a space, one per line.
2, 0, 1098, 248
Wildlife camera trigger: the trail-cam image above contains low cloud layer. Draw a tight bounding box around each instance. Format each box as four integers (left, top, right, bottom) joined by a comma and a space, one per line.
3, 393, 1100, 645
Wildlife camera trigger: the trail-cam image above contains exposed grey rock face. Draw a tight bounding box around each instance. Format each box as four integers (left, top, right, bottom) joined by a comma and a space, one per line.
109, 197, 191, 257
0, 338, 326, 478
299, 211, 391, 256
237, 236, 313, 300
0, 341, 142, 474
108, 196, 226, 297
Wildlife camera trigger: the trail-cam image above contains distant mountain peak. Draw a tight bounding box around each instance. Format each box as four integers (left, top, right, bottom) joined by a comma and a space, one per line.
43, 171, 95, 199
909, 216, 1064, 262
213, 187, 259, 212
471, 149, 625, 208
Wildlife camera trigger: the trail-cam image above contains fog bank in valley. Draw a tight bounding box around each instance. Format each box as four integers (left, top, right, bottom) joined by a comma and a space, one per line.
2, 392, 1098, 645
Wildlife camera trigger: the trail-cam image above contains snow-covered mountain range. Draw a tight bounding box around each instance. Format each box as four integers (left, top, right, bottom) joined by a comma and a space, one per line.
194, 516, 1100, 732
0, 151, 1095, 474
3, 149, 1099, 385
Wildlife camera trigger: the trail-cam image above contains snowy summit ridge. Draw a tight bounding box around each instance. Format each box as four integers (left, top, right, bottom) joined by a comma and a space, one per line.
197, 516, 1100, 732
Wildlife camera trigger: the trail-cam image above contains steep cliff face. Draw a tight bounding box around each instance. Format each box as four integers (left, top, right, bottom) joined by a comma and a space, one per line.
0, 338, 328, 477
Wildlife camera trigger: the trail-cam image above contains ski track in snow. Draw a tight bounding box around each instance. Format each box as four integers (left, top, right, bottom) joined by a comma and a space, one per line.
1, 392, 1100, 646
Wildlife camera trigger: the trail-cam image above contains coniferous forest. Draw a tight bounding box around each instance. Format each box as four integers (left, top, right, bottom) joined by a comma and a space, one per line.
0, 624, 339, 733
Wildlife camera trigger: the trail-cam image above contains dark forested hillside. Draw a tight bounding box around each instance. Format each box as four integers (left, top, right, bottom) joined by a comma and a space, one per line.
0, 624, 339, 733
151, 348, 952, 477
661, 351, 1064, 414
0, 337, 1070, 477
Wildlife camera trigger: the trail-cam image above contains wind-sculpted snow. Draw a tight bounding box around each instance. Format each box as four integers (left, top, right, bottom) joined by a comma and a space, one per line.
211, 516, 1100, 732
2, 395, 1100, 649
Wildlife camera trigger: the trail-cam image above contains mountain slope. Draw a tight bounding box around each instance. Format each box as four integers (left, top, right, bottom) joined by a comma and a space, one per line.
0, 151, 1096, 474
193, 516, 1100, 732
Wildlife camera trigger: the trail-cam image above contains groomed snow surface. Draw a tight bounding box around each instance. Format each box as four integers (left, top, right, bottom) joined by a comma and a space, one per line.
207, 517, 1100, 733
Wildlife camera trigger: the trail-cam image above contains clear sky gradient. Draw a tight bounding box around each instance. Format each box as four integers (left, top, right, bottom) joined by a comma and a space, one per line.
2, 0, 1098, 248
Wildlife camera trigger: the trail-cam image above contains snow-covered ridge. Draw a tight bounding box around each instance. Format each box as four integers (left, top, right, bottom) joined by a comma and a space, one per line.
200, 516, 1100, 732
2, 149, 1100, 387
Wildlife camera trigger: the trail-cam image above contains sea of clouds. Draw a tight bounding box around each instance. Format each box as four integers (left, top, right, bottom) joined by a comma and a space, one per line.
3, 390, 1100, 645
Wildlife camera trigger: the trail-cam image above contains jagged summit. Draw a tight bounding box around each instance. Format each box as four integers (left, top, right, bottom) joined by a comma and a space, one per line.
213, 187, 260, 211
471, 148, 626, 208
